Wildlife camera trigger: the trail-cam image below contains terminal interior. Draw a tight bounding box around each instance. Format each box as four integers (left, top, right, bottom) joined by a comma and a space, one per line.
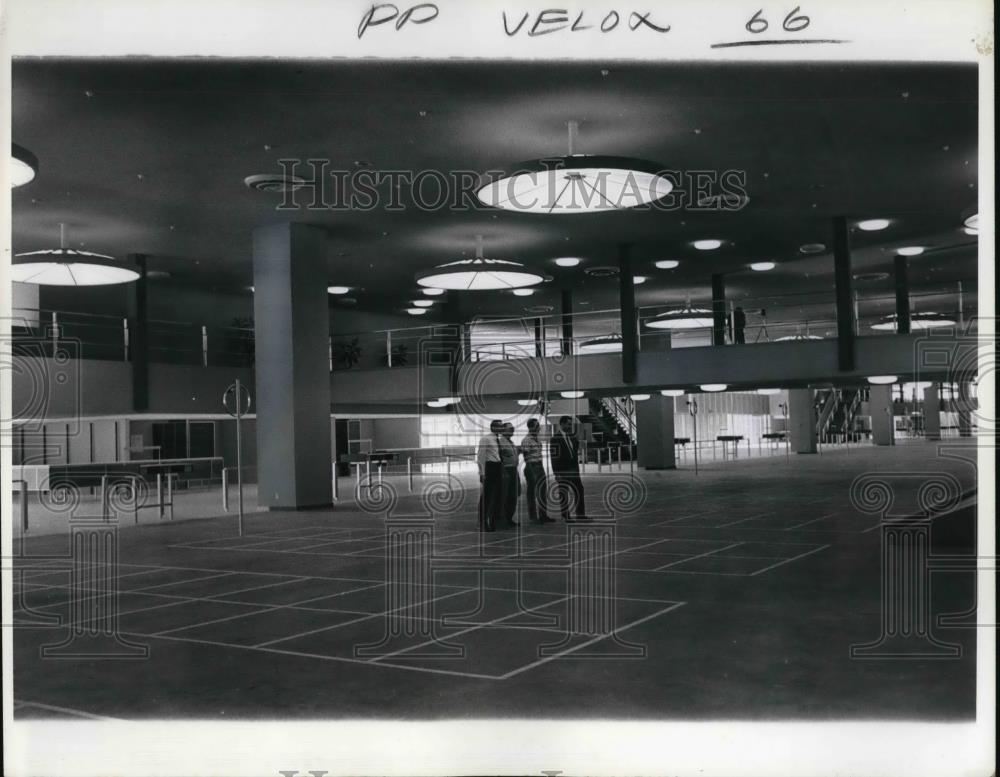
7, 58, 982, 720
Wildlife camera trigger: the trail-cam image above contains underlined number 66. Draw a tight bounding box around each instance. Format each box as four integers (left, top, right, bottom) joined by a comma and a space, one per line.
746, 6, 811, 33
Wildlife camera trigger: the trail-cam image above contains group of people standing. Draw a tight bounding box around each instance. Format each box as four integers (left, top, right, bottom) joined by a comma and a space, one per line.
476, 415, 588, 532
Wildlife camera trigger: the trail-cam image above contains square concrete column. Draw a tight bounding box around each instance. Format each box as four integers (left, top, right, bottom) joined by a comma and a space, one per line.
923, 384, 941, 440
788, 389, 817, 454
870, 384, 896, 446
636, 395, 676, 470
252, 222, 333, 509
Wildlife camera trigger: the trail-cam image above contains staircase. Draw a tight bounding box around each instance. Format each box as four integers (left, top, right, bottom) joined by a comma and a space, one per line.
819, 388, 866, 442
579, 397, 636, 461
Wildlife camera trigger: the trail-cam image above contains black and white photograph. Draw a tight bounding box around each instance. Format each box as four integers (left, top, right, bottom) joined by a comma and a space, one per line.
1, 1, 995, 775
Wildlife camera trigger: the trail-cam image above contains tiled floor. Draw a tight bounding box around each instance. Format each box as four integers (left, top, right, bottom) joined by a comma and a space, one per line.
9, 440, 980, 719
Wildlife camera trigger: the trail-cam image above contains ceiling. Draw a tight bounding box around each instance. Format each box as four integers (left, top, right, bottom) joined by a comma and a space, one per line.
11, 58, 978, 323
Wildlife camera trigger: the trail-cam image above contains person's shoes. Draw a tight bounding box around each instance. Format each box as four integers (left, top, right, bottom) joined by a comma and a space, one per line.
541, 517, 556, 524
506, 521, 520, 528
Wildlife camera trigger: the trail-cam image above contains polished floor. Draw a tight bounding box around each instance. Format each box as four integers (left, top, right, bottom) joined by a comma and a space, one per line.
10, 441, 980, 720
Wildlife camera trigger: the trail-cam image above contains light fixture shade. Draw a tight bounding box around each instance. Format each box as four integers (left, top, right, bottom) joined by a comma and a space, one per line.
512, 288, 535, 297
416, 258, 544, 291
327, 286, 351, 294
645, 305, 713, 330
427, 400, 448, 408
421, 287, 446, 296
654, 260, 679, 269
516, 398, 538, 406
857, 218, 891, 231
560, 390, 585, 399
578, 334, 623, 354
630, 394, 651, 401
476, 155, 674, 214
12, 250, 140, 286
750, 261, 776, 271
661, 389, 686, 397
700, 384, 727, 392
11, 144, 38, 188
693, 239, 722, 250
867, 375, 898, 385
895, 246, 924, 256
756, 388, 782, 395
633, 276, 647, 285
406, 308, 428, 315
411, 300, 434, 307
870, 312, 956, 331
554, 257, 581, 267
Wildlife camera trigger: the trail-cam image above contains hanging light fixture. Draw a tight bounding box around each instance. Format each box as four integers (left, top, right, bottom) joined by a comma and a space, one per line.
756, 388, 782, 395
645, 297, 713, 330
12, 223, 139, 286
630, 394, 651, 401
578, 334, 622, 354
476, 121, 673, 214
867, 375, 898, 385
11, 144, 38, 188
416, 235, 544, 291
777, 324, 822, 341
870, 311, 956, 331
700, 384, 728, 392
661, 389, 686, 397
516, 398, 538, 406
560, 390, 585, 399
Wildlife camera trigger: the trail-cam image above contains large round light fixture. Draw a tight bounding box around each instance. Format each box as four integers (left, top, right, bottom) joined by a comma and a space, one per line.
867, 375, 897, 385
560, 391, 585, 399
13, 224, 139, 286
327, 286, 351, 294
645, 301, 713, 330
578, 334, 622, 354
512, 288, 535, 297
700, 384, 727, 392
693, 239, 723, 251
654, 260, 679, 270
750, 261, 776, 271
895, 246, 924, 256
416, 236, 544, 291
870, 312, 956, 331
476, 121, 673, 214
554, 257, 582, 267
421, 287, 445, 296
661, 389, 685, 397
857, 218, 890, 231
11, 144, 38, 188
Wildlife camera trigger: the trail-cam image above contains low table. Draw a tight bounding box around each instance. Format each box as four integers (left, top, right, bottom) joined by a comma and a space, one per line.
716, 435, 745, 460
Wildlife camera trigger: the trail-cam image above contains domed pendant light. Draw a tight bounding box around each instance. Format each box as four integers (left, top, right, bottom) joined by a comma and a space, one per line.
578, 333, 623, 353
11, 144, 38, 188
416, 235, 544, 291
13, 223, 140, 286
870, 311, 956, 331
476, 121, 673, 214
645, 297, 713, 330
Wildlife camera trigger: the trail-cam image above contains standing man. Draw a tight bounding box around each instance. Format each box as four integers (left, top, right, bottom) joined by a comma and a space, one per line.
520, 418, 553, 524
499, 422, 520, 528
732, 306, 747, 344
476, 419, 504, 532
550, 415, 587, 522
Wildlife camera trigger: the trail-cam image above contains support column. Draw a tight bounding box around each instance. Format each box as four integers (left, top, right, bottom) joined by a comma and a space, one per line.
833, 216, 856, 370
619, 244, 637, 384
788, 389, 817, 454
870, 384, 896, 446
711, 273, 726, 346
560, 289, 574, 356
252, 222, 333, 509
534, 318, 544, 358
124, 254, 148, 412
893, 256, 911, 334
923, 383, 941, 440
635, 395, 675, 469
957, 382, 974, 437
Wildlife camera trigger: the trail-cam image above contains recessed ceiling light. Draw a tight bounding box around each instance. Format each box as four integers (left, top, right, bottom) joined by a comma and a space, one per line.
560, 391, 585, 399
749, 261, 776, 271
896, 246, 924, 256
700, 384, 728, 392
421, 287, 446, 296
406, 308, 428, 315
11, 143, 38, 188
633, 275, 647, 284
857, 218, 891, 231
693, 239, 723, 251
512, 288, 535, 297
756, 388, 782, 395
630, 394, 651, 401
555, 257, 581, 267
799, 243, 826, 254
516, 399, 538, 406
12, 223, 139, 286
661, 389, 685, 397
867, 375, 897, 385
327, 286, 351, 294
427, 400, 447, 408
654, 260, 679, 270
412, 299, 434, 307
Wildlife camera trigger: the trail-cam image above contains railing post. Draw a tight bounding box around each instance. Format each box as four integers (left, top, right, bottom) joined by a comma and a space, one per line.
332, 463, 339, 502
17, 480, 28, 533
222, 468, 229, 512
387, 330, 392, 367
132, 476, 140, 524
167, 473, 174, 519
51, 311, 59, 353
101, 474, 109, 521
407, 456, 413, 491
157, 473, 165, 518
123, 318, 130, 361
201, 325, 209, 366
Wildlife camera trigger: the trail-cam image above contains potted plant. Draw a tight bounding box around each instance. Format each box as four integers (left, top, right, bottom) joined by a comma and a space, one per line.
385, 343, 408, 367
335, 337, 362, 369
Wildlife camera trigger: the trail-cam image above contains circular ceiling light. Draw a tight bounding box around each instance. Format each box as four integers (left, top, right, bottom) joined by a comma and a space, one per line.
654, 260, 680, 270
756, 388, 782, 395
406, 308, 428, 316
438, 397, 462, 405
867, 375, 898, 385
693, 239, 723, 251
895, 246, 924, 256
776, 334, 822, 341
633, 275, 647, 285
11, 144, 38, 188
560, 391, 585, 399
799, 243, 826, 254
417, 236, 544, 291
964, 227, 979, 236
476, 123, 672, 215
13, 223, 139, 286
244, 173, 306, 193
645, 301, 713, 330
554, 257, 582, 267
578, 334, 622, 354
749, 261, 776, 271
857, 218, 891, 231
700, 384, 728, 392
421, 287, 445, 296
427, 399, 448, 408
327, 286, 351, 294
630, 394, 651, 401
964, 213, 978, 230
512, 288, 535, 297
412, 299, 434, 307
661, 389, 686, 397
870, 312, 957, 331
517, 399, 538, 406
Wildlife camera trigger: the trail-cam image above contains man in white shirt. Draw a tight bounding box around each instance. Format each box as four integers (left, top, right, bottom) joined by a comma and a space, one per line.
476, 419, 504, 532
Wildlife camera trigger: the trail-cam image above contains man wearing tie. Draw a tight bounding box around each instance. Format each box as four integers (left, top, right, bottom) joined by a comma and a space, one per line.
520, 418, 554, 524
549, 415, 587, 522
498, 422, 520, 528
476, 419, 504, 532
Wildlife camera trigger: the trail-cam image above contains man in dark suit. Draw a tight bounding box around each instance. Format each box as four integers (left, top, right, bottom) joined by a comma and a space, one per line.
549, 415, 587, 522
